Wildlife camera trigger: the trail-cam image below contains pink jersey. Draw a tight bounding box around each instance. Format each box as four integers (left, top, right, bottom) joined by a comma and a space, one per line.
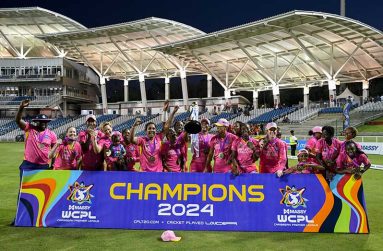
315, 138, 342, 170
24, 122, 57, 165
53, 142, 82, 170
209, 132, 237, 173
177, 132, 188, 163
232, 137, 259, 173
336, 152, 370, 171
190, 132, 213, 172
137, 133, 163, 172
161, 140, 186, 172
305, 136, 319, 163
78, 130, 103, 171
123, 142, 140, 171
259, 138, 287, 173
98, 135, 112, 154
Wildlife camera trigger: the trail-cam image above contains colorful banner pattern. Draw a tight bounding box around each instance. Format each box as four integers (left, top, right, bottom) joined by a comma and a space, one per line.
15, 171, 369, 233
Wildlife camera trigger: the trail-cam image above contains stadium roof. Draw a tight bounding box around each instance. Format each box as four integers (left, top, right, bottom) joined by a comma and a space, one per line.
154, 11, 383, 92
38, 18, 206, 80
0, 7, 86, 58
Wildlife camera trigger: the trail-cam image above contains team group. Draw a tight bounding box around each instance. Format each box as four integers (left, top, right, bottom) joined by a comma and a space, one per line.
16, 100, 370, 180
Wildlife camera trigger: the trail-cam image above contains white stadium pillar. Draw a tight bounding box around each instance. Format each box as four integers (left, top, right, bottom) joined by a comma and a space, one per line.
362, 80, 369, 103
207, 74, 212, 98
124, 79, 129, 102
224, 89, 231, 100
63, 100, 67, 117
253, 90, 258, 109
328, 79, 337, 107
303, 86, 310, 108
180, 69, 188, 108
272, 85, 280, 108
139, 73, 147, 113
165, 77, 170, 100
100, 77, 108, 115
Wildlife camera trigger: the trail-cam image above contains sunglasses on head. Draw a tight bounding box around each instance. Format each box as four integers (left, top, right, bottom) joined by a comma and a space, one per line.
268, 128, 277, 132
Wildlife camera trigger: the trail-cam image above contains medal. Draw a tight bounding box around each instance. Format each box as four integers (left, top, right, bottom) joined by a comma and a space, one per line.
149, 156, 156, 162
218, 134, 228, 160
36, 129, 48, 148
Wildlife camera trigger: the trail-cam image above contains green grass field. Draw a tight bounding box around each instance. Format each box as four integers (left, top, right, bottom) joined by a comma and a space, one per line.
0, 143, 382, 251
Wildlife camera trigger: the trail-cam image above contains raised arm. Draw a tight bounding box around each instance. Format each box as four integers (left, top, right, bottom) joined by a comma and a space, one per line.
16, 99, 29, 130
163, 105, 179, 136
129, 118, 142, 144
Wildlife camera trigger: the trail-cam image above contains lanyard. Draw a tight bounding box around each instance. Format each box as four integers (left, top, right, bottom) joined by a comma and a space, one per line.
147, 137, 156, 155
219, 134, 228, 152
36, 130, 48, 143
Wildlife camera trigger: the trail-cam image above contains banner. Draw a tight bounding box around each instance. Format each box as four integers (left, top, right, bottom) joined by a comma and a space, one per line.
359, 142, 383, 155
15, 171, 369, 233
284, 139, 383, 155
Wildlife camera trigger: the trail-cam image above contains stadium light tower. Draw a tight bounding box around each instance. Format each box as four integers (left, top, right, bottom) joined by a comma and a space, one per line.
340, 0, 346, 16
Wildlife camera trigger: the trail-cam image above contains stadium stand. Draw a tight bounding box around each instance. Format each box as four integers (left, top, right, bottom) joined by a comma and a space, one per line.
277, 107, 320, 124
319, 107, 343, 114
248, 107, 297, 124
354, 101, 383, 112
75, 114, 119, 132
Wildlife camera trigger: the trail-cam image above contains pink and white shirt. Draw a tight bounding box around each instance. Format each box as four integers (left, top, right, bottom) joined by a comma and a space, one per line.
209, 132, 237, 173
305, 136, 320, 163
190, 132, 213, 172
123, 142, 140, 171
53, 142, 82, 170
161, 140, 186, 172
336, 152, 370, 171
78, 130, 103, 171
136, 133, 163, 172
315, 138, 342, 170
231, 137, 259, 173
24, 122, 57, 165
259, 138, 287, 173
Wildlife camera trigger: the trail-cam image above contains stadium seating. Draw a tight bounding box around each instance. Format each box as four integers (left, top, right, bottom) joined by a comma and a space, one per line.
76, 114, 119, 132
209, 112, 241, 124
318, 107, 343, 114
354, 101, 383, 112
248, 107, 297, 124
277, 107, 320, 123
113, 114, 157, 133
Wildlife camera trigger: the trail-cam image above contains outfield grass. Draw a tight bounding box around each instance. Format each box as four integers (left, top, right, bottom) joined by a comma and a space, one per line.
357, 124, 383, 133
0, 143, 382, 251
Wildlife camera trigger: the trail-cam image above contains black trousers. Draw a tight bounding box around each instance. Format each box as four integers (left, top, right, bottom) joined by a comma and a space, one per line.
291, 145, 297, 156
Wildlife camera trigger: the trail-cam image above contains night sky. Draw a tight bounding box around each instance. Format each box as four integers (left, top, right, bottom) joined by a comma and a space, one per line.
0, 0, 383, 32
1, 0, 383, 104
1, 0, 382, 33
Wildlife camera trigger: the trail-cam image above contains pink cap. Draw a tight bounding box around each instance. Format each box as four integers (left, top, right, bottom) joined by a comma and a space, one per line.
312, 126, 322, 134
161, 230, 181, 242
85, 114, 96, 122
214, 118, 229, 127
265, 122, 278, 130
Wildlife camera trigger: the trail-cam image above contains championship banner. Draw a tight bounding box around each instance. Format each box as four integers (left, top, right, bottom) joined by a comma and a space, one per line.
15, 171, 369, 233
